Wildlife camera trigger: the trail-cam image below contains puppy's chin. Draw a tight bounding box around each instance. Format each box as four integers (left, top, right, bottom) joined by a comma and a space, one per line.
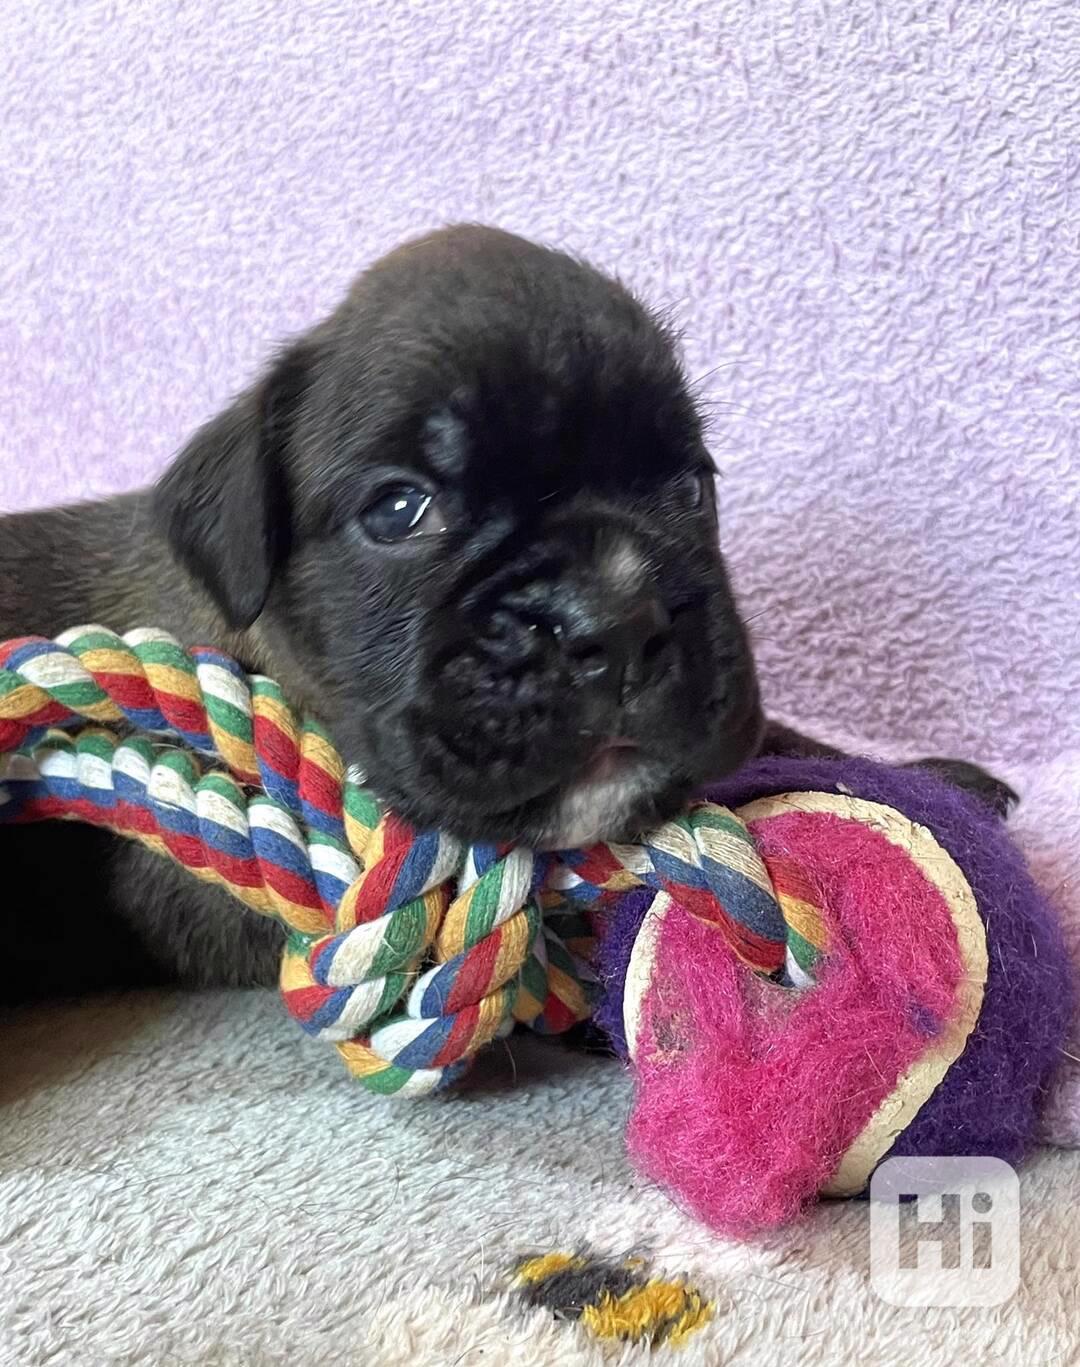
534, 750, 670, 850
535, 765, 664, 847
526, 691, 767, 849
365, 723, 684, 849
359, 688, 767, 851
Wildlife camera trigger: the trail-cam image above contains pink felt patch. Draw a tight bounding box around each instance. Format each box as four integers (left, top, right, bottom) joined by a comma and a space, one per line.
626, 809, 965, 1236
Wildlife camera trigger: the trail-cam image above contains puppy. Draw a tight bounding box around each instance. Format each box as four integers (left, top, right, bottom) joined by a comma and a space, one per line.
0, 225, 1009, 1001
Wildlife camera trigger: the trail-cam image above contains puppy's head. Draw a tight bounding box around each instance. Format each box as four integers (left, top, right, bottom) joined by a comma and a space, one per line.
156, 226, 762, 847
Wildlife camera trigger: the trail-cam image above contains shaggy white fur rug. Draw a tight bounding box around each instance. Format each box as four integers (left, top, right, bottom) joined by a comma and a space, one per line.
3, 989, 1079, 1365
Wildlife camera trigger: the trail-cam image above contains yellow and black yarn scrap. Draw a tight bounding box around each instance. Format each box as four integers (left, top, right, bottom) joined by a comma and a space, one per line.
513, 1251, 711, 1349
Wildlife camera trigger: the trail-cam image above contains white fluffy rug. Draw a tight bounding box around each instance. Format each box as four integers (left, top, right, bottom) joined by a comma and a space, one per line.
3, 989, 1079, 1365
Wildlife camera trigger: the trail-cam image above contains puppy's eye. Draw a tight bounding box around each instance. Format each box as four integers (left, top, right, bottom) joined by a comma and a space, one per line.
359, 487, 447, 543
672, 468, 713, 510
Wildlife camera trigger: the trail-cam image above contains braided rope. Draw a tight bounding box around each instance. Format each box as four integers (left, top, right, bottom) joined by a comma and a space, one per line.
0, 625, 827, 1094
0, 626, 592, 1095
552, 802, 827, 988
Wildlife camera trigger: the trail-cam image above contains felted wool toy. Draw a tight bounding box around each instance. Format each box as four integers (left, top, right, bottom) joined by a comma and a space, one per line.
0, 626, 1073, 1237
588, 755, 1075, 1236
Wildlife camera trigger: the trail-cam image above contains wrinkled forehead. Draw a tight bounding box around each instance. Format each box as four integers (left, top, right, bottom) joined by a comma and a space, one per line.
307, 243, 704, 507
418, 370, 701, 508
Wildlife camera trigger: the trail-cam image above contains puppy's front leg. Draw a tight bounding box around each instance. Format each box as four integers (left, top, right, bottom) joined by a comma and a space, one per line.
760, 720, 1018, 817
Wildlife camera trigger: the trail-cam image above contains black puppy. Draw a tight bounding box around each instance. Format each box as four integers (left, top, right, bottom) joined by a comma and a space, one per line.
0, 225, 1008, 1000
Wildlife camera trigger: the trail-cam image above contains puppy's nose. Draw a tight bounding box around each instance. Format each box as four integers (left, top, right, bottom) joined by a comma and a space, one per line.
558, 596, 672, 702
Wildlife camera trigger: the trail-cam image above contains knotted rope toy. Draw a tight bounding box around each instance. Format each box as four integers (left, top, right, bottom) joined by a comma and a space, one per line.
0, 625, 596, 1096
0, 625, 1073, 1231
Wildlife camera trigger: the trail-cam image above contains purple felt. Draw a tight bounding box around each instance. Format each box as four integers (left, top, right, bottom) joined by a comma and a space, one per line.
597, 755, 1074, 1177
593, 887, 655, 1059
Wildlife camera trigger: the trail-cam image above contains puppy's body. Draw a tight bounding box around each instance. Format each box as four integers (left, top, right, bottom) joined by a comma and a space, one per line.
0, 226, 1010, 1002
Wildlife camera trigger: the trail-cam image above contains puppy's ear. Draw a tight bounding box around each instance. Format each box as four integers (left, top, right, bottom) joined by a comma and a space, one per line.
154, 344, 310, 629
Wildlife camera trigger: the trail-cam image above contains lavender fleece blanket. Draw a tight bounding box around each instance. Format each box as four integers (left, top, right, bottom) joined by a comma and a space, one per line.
1, 2, 1078, 1124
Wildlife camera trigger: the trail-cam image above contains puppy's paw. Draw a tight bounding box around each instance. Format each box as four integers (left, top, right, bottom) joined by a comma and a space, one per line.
903, 756, 1019, 818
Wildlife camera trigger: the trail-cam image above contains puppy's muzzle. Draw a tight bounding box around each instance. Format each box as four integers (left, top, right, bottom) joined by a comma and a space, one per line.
538, 591, 672, 705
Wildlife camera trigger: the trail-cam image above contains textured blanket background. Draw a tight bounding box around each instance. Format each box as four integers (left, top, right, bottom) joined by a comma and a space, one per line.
2, 2, 1079, 1361
4, 0, 1079, 767
4, 992, 1080, 1365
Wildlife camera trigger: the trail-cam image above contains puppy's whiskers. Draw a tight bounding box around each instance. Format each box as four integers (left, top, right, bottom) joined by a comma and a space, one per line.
690, 356, 755, 390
